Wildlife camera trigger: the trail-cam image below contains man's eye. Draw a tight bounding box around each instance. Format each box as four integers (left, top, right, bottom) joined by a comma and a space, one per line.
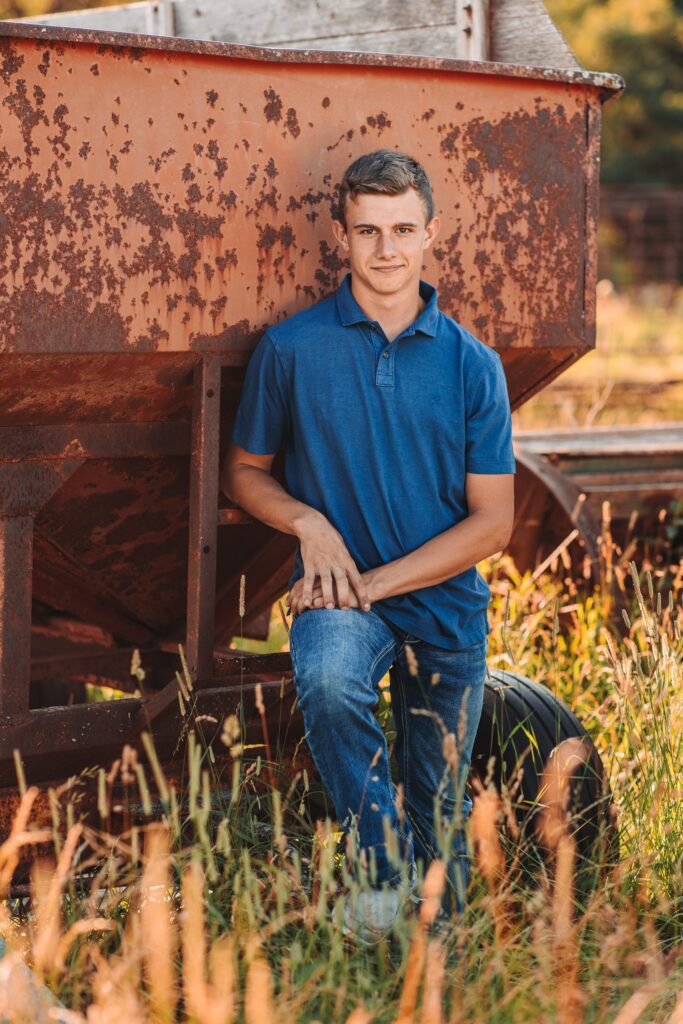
397, 227, 413, 234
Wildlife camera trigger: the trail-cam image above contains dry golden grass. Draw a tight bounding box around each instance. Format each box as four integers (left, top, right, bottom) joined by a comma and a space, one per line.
0, 547, 681, 1022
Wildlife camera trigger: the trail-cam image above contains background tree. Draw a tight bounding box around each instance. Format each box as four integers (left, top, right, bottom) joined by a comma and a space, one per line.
546, 0, 683, 185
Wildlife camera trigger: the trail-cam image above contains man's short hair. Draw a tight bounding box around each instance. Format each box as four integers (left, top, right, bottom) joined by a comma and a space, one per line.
335, 150, 435, 228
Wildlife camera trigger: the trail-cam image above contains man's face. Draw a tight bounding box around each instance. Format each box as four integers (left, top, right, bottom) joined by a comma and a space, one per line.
331, 188, 440, 298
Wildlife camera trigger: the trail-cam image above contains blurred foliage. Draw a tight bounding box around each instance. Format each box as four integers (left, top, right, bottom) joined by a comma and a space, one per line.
545, 0, 683, 185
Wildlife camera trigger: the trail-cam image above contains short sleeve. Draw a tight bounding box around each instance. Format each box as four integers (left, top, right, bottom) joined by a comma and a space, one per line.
465, 353, 516, 474
230, 332, 290, 454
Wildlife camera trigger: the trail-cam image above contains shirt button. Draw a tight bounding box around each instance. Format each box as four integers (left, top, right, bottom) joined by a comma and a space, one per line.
382, 350, 389, 358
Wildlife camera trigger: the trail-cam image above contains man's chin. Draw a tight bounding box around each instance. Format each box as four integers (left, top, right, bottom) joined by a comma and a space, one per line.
367, 269, 410, 291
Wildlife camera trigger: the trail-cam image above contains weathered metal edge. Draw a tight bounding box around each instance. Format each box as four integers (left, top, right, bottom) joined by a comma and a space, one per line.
0, 21, 625, 101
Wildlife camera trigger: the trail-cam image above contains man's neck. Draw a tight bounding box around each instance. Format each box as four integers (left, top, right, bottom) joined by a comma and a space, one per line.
350, 276, 425, 342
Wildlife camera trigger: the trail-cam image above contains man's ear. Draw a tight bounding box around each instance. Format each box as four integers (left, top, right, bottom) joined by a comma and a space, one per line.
331, 218, 349, 250
422, 216, 441, 251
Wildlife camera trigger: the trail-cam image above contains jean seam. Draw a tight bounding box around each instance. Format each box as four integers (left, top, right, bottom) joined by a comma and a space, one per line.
288, 622, 299, 682
367, 636, 398, 684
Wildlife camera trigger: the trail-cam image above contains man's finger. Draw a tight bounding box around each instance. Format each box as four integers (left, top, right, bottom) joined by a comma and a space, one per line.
348, 566, 371, 611
333, 567, 350, 610
320, 570, 335, 609
302, 569, 315, 608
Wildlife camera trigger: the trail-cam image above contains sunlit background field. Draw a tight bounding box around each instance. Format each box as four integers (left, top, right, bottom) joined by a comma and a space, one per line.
513, 285, 683, 430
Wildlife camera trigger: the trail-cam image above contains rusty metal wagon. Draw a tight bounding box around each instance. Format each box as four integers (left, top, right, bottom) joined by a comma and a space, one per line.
0, 1, 624, 867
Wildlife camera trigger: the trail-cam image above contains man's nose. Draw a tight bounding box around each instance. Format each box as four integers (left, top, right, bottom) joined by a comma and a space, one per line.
376, 231, 397, 257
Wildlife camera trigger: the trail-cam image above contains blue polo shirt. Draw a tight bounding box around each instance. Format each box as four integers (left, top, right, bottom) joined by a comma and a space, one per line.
231, 273, 516, 650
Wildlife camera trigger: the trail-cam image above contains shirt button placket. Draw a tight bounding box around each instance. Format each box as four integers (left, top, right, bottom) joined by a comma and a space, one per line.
376, 345, 394, 387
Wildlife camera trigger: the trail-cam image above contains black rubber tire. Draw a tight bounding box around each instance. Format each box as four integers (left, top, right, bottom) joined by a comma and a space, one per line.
469, 669, 619, 891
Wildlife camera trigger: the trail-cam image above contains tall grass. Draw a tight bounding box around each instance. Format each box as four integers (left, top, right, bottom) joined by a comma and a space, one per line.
0, 553, 681, 1022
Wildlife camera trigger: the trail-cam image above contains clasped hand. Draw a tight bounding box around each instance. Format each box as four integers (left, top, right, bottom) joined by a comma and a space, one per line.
287, 575, 369, 617
285, 511, 372, 618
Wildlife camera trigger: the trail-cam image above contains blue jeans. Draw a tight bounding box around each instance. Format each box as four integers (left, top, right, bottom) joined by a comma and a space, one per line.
288, 606, 488, 914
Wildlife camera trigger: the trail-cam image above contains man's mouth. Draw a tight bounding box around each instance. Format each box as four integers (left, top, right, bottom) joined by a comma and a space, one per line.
372, 265, 403, 272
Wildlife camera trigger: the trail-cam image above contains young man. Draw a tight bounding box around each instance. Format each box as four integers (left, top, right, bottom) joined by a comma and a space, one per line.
223, 150, 516, 941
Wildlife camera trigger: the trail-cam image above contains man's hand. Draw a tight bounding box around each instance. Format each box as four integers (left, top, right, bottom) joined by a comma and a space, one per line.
287, 577, 366, 617
289, 510, 372, 615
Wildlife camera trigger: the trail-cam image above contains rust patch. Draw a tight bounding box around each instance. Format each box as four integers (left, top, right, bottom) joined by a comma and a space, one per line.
7, 289, 129, 352
263, 86, 282, 123
0, 37, 24, 85
37, 50, 51, 78
366, 111, 391, 133
206, 139, 228, 180
439, 124, 461, 157
285, 107, 300, 139
191, 318, 254, 350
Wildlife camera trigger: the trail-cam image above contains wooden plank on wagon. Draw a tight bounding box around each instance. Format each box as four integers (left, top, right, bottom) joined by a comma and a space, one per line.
17, 0, 578, 69
490, 0, 581, 70
19, 0, 456, 40
455, 0, 490, 61
177, 0, 459, 45
18, 0, 150, 32
514, 424, 683, 456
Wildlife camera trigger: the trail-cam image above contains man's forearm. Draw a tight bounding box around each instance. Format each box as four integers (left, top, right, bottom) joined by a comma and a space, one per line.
364, 512, 511, 603
222, 463, 321, 538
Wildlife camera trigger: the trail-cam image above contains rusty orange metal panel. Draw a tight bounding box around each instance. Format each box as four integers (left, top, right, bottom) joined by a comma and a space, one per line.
0, 26, 621, 393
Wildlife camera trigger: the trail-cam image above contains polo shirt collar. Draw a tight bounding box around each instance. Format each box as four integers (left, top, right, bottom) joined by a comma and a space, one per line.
334, 273, 440, 338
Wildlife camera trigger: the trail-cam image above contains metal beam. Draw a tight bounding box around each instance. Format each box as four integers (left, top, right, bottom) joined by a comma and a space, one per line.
0, 422, 190, 463
0, 676, 298, 786
0, 519, 34, 715
0, 461, 83, 715
185, 357, 221, 682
